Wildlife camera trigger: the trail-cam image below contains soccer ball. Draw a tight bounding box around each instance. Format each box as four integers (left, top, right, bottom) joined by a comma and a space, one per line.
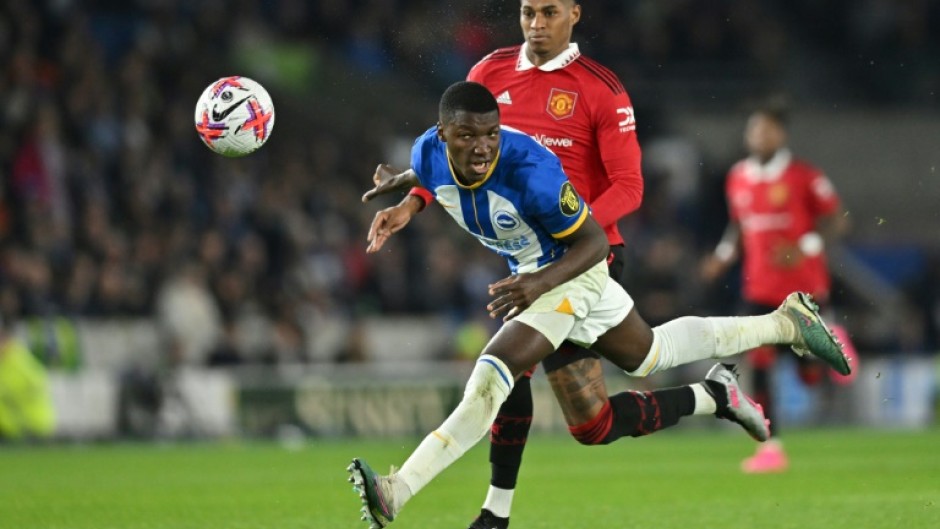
194, 76, 275, 157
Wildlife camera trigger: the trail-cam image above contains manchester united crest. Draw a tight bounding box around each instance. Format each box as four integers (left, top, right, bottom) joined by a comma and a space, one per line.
767, 183, 789, 206
547, 88, 578, 120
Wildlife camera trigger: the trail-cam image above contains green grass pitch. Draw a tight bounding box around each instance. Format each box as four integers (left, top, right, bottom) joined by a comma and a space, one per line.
2, 429, 938, 529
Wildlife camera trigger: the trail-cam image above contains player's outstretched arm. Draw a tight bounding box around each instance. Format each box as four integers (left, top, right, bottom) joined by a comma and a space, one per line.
701, 222, 742, 282
816, 208, 850, 245
487, 216, 608, 321
362, 164, 421, 202
366, 195, 424, 253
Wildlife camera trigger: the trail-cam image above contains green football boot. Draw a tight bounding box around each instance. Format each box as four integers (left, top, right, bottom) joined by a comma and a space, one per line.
348, 458, 396, 528
778, 292, 851, 376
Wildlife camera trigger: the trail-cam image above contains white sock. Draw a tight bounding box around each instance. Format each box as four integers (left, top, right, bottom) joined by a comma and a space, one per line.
482, 485, 514, 518
628, 313, 795, 377
395, 355, 514, 511
690, 383, 717, 415
707, 313, 797, 357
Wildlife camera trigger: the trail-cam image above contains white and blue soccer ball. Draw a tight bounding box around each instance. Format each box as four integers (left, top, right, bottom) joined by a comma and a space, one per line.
194, 76, 275, 157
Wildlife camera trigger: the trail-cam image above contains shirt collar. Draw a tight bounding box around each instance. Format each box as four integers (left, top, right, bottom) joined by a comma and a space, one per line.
517, 42, 580, 72
447, 149, 501, 189
743, 148, 792, 182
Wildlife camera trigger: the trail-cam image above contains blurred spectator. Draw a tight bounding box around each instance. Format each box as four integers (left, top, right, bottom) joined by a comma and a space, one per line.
207, 319, 244, 368
156, 261, 222, 367
0, 0, 934, 372
0, 316, 56, 440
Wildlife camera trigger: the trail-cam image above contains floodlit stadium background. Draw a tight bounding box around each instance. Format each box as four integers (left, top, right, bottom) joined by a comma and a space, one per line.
0, 1, 937, 442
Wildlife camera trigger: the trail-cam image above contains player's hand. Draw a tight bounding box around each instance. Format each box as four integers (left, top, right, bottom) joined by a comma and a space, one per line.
362, 164, 416, 202
700, 255, 727, 282
366, 206, 413, 253
486, 273, 551, 322
771, 241, 803, 268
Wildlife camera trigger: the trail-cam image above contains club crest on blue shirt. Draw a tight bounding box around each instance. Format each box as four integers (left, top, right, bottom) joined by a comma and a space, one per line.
493, 210, 521, 231
559, 182, 581, 216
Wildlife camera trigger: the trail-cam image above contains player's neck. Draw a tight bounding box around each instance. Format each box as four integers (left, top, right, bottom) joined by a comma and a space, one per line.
755, 149, 783, 165
454, 172, 473, 186
525, 45, 569, 68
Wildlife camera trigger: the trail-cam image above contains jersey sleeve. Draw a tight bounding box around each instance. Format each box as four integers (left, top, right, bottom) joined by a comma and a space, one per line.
467, 60, 485, 83
806, 167, 840, 217
524, 158, 589, 238
725, 165, 742, 222
409, 129, 437, 191
467, 47, 509, 84
588, 88, 644, 228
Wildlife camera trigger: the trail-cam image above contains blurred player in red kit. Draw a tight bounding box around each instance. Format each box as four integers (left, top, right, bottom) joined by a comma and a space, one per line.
702, 100, 855, 473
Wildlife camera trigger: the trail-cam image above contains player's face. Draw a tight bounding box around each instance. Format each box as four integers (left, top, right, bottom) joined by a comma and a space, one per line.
438, 110, 501, 185
745, 113, 787, 161
520, 0, 581, 64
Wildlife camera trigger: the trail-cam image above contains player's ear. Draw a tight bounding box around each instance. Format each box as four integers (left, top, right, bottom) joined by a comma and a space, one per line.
570, 3, 581, 24
436, 122, 445, 142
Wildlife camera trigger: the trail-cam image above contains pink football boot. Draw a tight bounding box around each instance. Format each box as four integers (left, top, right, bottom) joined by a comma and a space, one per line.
742, 440, 789, 473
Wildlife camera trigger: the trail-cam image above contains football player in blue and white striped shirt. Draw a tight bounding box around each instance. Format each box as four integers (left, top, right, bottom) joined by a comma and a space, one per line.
348, 81, 847, 529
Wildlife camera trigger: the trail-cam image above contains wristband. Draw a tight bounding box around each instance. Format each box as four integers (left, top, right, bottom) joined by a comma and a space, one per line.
714, 241, 735, 262
407, 187, 434, 210
798, 232, 824, 257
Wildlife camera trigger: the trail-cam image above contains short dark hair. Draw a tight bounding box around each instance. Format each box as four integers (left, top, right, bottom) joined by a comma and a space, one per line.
439, 81, 499, 124
751, 95, 790, 127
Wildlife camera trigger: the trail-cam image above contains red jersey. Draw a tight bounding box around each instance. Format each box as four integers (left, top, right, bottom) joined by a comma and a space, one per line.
467, 43, 643, 246
726, 149, 841, 305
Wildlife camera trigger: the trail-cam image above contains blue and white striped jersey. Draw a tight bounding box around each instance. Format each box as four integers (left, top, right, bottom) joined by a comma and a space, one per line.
411, 125, 588, 274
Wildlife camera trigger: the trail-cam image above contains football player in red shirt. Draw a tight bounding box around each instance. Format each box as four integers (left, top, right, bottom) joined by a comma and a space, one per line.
702, 101, 852, 473
461, 2, 646, 527
461, 1, 746, 527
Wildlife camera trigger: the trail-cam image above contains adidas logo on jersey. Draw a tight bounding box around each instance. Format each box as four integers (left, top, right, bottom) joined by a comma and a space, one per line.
496, 91, 512, 105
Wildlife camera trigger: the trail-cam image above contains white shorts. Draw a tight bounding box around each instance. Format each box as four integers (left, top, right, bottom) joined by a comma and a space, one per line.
514, 260, 634, 350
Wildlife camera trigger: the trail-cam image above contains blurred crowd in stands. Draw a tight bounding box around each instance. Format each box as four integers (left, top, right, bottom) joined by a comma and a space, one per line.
0, 1, 937, 369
